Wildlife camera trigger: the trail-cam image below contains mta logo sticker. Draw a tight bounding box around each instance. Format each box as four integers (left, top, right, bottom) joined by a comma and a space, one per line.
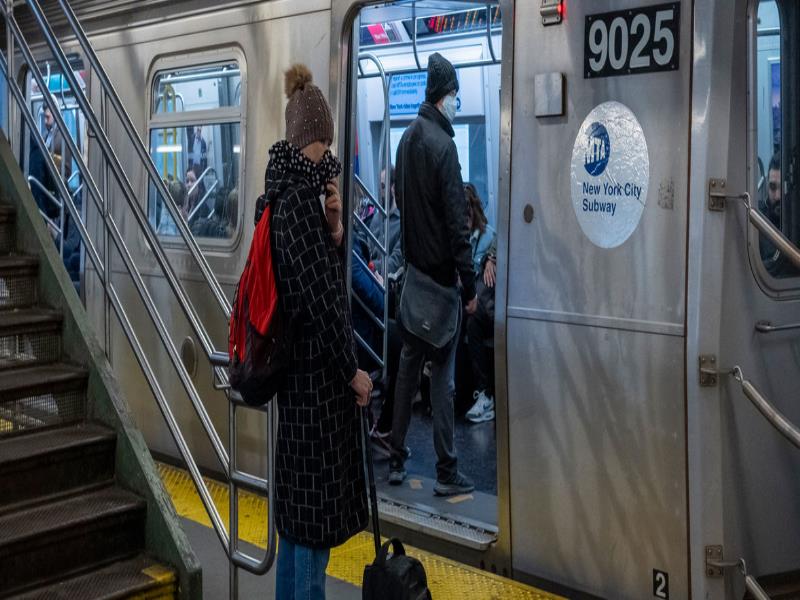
584, 122, 610, 177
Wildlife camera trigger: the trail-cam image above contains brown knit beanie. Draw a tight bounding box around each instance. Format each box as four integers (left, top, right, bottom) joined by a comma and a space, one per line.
284, 64, 334, 150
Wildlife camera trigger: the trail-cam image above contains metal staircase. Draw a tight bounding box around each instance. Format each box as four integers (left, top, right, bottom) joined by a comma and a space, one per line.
0, 200, 177, 600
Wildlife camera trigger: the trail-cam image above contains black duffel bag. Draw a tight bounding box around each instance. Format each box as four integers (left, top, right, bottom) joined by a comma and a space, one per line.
363, 539, 432, 600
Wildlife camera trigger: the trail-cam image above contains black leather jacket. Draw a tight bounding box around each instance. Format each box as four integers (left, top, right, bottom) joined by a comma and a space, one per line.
396, 102, 476, 303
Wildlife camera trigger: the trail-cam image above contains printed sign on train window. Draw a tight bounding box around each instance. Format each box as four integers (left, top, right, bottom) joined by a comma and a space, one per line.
584, 3, 680, 79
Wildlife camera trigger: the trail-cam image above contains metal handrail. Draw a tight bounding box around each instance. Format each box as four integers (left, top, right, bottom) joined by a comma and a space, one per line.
19, 0, 232, 400
2, 0, 277, 584
740, 195, 800, 271
354, 173, 388, 218
52, 0, 232, 319
357, 53, 392, 387
706, 558, 770, 600
186, 165, 214, 199
2, 2, 229, 470
755, 320, 800, 333
28, 175, 61, 209
730, 366, 800, 450
28, 175, 64, 256
188, 179, 219, 223
1, 39, 231, 522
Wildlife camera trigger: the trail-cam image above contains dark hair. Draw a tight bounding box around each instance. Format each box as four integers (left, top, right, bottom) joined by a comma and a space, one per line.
168, 179, 186, 208
382, 165, 396, 185
464, 182, 488, 234
769, 152, 781, 174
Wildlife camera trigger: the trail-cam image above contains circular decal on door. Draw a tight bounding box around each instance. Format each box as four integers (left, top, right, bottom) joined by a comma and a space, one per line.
570, 101, 649, 249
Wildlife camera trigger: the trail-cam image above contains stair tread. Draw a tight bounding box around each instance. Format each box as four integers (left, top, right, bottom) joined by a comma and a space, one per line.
0, 363, 88, 395
7, 554, 176, 600
0, 307, 62, 332
0, 486, 146, 548
0, 422, 114, 466
0, 255, 37, 270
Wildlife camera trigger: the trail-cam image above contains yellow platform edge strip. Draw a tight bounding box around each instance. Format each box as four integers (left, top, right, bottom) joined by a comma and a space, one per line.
156, 462, 566, 600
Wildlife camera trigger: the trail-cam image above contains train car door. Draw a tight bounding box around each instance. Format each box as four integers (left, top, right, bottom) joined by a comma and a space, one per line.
504, 2, 692, 598
332, 0, 512, 573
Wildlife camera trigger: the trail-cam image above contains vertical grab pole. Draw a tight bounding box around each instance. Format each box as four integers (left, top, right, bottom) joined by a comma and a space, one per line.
486, 4, 497, 63
381, 72, 391, 389
229, 399, 239, 599
412, 2, 421, 70
101, 88, 112, 359
358, 54, 391, 390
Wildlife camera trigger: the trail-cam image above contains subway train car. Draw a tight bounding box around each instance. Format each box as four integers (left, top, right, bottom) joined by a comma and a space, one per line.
4, 0, 800, 598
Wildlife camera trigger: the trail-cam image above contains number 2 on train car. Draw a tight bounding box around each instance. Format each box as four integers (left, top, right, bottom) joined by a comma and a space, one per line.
584, 2, 681, 79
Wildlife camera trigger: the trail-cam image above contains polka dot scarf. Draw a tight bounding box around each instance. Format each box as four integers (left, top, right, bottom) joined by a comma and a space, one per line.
267, 140, 342, 198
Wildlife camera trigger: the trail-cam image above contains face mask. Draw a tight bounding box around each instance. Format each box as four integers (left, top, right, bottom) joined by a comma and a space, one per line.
441, 94, 457, 123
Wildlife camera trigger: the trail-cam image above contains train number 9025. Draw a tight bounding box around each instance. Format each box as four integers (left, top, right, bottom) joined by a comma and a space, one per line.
584, 3, 680, 79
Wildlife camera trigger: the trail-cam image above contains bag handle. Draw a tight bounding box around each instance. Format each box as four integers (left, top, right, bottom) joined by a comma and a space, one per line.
376, 538, 406, 566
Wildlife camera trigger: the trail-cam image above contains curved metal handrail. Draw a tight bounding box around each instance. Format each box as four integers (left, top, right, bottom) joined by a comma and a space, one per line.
755, 320, 800, 334
741, 195, 800, 271
730, 366, 800, 450
706, 558, 771, 600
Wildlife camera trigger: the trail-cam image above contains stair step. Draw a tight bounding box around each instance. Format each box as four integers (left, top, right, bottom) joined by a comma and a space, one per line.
0, 422, 116, 513
0, 256, 37, 310
0, 486, 147, 596
0, 205, 14, 254
746, 569, 800, 599
0, 364, 88, 434
0, 308, 62, 369
7, 554, 177, 600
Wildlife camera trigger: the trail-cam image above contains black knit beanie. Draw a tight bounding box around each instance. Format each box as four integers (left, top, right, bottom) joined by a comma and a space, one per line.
425, 53, 459, 104
284, 64, 334, 150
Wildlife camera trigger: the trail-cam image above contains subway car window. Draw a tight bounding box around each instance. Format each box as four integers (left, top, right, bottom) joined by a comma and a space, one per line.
147, 60, 242, 242
755, 0, 799, 277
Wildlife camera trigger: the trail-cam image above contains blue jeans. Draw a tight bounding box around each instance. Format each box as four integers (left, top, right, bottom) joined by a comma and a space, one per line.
275, 537, 330, 600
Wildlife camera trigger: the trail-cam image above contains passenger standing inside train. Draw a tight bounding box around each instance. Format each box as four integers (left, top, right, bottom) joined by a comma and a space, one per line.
389, 53, 477, 495
268, 64, 371, 600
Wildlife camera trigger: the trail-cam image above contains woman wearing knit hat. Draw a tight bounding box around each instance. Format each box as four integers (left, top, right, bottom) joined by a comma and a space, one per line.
263, 64, 371, 599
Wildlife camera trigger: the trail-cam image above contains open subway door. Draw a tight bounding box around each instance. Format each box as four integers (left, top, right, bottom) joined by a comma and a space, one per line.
335, 0, 508, 575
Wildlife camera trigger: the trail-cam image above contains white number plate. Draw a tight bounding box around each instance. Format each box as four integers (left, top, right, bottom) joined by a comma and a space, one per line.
584, 3, 680, 79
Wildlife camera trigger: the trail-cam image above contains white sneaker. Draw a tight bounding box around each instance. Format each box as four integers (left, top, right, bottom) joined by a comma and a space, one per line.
466, 390, 495, 423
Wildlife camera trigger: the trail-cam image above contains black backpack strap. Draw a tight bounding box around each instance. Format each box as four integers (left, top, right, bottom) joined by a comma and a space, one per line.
360, 406, 382, 556
375, 538, 405, 567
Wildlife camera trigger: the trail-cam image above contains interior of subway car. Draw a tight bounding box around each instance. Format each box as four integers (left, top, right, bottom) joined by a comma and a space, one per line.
345, 0, 504, 545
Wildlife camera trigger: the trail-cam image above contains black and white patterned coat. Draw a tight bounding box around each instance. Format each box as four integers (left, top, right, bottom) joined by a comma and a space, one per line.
264, 142, 367, 549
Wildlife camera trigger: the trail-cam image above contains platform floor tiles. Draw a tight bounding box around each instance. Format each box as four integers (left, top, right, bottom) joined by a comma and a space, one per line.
158, 463, 565, 600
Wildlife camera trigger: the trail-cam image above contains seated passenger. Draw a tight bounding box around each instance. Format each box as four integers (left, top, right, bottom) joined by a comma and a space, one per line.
368, 166, 403, 280
759, 152, 786, 275
190, 192, 229, 238
463, 184, 497, 424
184, 167, 209, 223
157, 180, 187, 236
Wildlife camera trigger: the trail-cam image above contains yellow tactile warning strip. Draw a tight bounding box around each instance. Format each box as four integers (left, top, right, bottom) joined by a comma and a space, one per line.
156, 462, 566, 600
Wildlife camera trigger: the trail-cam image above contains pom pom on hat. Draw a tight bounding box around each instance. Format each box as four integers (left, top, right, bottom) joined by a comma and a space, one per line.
283, 64, 334, 149
284, 64, 313, 99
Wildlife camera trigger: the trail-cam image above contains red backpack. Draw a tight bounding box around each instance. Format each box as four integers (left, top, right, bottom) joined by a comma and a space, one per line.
228, 194, 292, 405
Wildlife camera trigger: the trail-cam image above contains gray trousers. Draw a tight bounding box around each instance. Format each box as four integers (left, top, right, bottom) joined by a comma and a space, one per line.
390, 329, 459, 482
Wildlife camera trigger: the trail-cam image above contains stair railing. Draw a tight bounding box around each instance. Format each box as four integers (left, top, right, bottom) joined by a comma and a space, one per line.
0, 0, 277, 591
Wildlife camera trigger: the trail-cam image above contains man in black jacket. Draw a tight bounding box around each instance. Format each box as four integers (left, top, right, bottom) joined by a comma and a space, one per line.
389, 53, 477, 496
